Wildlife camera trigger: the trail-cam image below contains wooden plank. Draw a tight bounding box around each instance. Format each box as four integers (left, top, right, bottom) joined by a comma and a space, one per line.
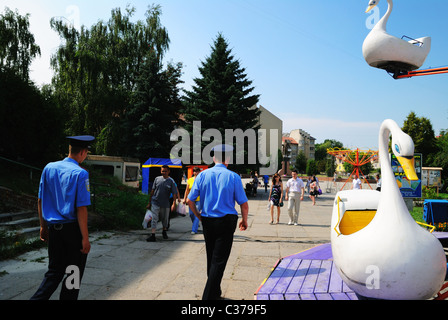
269, 293, 285, 300
314, 260, 333, 293
284, 293, 300, 300
285, 259, 312, 294
342, 280, 353, 293
257, 259, 291, 294
330, 292, 351, 300
256, 258, 359, 301
346, 292, 359, 300
271, 258, 303, 294
300, 260, 323, 294
315, 293, 333, 300
328, 262, 343, 293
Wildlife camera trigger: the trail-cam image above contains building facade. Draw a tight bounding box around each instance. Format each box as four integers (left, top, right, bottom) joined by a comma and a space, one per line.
281, 129, 316, 175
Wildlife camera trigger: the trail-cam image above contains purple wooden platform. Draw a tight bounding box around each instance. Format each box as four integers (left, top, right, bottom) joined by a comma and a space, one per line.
255, 244, 358, 300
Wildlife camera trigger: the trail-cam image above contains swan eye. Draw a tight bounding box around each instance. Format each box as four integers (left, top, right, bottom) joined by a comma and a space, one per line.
395, 144, 400, 154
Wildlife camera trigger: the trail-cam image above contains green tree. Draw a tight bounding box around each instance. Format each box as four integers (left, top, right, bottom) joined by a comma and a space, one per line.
0, 69, 63, 166
431, 129, 448, 191
315, 139, 343, 177
0, 8, 63, 166
315, 139, 343, 161
50, 5, 170, 150
0, 7, 41, 80
182, 34, 260, 169
402, 112, 437, 165
121, 52, 183, 162
295, 151, 307, 173
306, 159, 318, 176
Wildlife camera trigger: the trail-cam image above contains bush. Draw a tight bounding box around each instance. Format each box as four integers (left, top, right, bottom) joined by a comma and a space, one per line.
90, 175, 149, 230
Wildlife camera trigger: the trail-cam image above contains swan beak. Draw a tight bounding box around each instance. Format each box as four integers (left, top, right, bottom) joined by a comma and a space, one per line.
365, 5, 375, 13
397, 156, 419, 181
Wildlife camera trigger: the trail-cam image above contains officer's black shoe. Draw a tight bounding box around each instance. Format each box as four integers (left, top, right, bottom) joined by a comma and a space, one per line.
162, 230, 168, 239
146, 234, 156, 242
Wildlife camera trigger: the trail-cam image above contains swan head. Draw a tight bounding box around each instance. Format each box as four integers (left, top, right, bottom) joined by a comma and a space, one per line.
391, 130, 419, 181
366, 0, 380, 13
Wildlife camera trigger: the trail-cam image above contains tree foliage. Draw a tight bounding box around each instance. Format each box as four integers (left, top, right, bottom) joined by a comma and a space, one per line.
121, 52, 183, 162
402, 112, 436, 165
0, 69, 64, 166
0, 8, 62, 166
182, 34, 260, 168
50, 5, 170, 153
0, 7, 41, 80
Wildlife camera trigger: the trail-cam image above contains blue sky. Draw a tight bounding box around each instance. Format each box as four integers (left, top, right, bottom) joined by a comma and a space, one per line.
4, 0, 448, 150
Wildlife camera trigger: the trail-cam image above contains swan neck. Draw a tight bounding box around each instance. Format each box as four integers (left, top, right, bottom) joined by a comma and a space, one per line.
376, 0, 393, 31
379, 120, 398, 192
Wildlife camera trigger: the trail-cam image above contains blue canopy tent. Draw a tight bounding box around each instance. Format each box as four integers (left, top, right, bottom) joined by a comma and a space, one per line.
141, 158, 183, 194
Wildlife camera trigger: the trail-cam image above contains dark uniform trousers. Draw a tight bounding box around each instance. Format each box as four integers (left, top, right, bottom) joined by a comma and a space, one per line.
30, 222, 87, 300
201, 214, 238, 300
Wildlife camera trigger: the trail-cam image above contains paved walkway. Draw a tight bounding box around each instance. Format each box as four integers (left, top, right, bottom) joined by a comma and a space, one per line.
0, 182, 336, 300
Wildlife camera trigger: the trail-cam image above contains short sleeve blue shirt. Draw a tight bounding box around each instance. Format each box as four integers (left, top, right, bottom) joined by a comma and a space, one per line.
38, 158, 91, 225
188, 164, 248, 218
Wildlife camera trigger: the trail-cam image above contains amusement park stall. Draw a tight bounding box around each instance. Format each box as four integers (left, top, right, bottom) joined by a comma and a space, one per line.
141, 158, 183, 195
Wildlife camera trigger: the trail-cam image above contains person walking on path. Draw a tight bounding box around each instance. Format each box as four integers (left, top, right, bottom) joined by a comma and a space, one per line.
352, 174, 362, 190
31, 135, 94, 300
183, 166, 202, 234
268, 173, 283, 224
146, 165, 178, 242
309, 176, 319, 206
263, 174, 269, 193
375, 173, 382, 191
187, 144, 249, 300
285, 170, 305, 225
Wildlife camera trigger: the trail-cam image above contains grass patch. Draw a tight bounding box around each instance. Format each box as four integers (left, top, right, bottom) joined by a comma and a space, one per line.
0, 230, 47, 260
89, 175, 149, 231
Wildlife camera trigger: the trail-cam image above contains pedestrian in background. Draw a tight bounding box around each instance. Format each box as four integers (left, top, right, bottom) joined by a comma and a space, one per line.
376, 173, 382, 191
268, 173, 283, 224
183, 166, 202, 234
146, 165, 178, 242
285, 170, 305, 225
263, 174, 269, 193
309, 176, 319, 206
188, 144, 249, 300
352, 174, 362, 190
31, 135, 94, 300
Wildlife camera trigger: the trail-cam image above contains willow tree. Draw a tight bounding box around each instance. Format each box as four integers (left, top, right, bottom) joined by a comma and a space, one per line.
50, 5, 170, 154
0, 7, 41, 80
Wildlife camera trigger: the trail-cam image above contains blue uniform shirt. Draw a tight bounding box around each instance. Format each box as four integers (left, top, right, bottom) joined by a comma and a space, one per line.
38, 158, 91, 225
188, 164, 248, 218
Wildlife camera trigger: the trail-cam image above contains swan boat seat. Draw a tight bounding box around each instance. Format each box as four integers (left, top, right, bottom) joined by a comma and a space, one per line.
363, 0, 431, 77
333, 190, 380, 236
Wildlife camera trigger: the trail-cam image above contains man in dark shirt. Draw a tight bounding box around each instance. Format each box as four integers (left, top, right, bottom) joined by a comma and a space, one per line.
147, 165, 178, 242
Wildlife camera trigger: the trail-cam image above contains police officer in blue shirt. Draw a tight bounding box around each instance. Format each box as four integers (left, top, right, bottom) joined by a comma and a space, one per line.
188, 144, 249, 300
31, 135, 94, 300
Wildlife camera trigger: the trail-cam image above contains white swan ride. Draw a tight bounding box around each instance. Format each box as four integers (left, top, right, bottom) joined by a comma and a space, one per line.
362, 0, 431, 76
331, 119, 446, 300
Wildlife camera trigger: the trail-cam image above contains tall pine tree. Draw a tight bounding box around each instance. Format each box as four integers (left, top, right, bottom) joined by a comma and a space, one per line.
182, 34, 260, 169
122, 51, 183, 162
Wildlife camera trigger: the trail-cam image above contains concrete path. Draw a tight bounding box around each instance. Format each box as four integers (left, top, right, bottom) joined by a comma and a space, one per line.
0, 182, 336, 300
